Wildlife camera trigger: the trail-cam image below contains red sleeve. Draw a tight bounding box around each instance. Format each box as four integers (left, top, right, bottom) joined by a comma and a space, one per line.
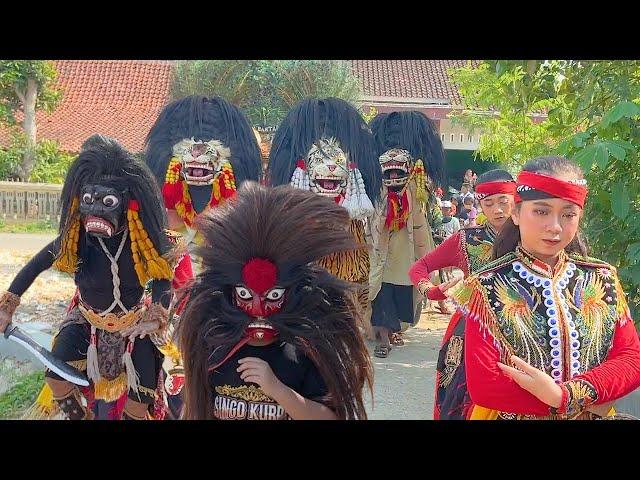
409, 232, 468, 300
570, 317, 640, 405
465, 311, 552, 416
171, 253, 194, 291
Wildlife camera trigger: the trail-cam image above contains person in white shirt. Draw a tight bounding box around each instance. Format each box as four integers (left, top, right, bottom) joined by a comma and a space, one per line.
438, 201, 461, 238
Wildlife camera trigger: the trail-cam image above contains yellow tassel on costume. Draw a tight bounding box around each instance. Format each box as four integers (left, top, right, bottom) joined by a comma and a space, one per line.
21, 384, 58, 420
127, 204, 173, 287
53, 197, 81, 273
413, 159, 427, 204
135, 264, 147, 284
93, 373, 128, 402
176, 181, 197, 226
157, 341, 182, 363
213, 177, 221, 202
165, 158, 182, 184
222, 163, 237, 189
174, 202, 188, 224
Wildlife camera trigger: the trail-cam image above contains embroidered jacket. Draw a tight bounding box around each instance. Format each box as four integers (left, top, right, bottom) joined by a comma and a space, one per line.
452, 246, 640, 419
409, 222, 497, 419
409, 223, 497, 300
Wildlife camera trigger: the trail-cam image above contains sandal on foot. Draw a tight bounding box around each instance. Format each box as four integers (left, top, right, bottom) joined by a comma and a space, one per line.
390, 333, 405, 346
374, 345, 391, 358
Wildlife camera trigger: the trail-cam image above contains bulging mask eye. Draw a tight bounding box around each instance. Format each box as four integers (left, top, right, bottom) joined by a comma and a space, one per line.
103, 195, 119, 207
82, 193, 93, 204
265, 288, 285, 301
234, 286, 253, 300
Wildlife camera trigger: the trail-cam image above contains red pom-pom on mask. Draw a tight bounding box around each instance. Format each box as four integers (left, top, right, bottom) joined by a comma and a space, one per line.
296, 159, 306, 170
242, 258, 278, 295
128, 199, 140, 212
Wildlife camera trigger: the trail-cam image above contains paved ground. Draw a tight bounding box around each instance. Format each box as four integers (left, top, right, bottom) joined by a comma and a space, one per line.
364, 311, 448, 419
0, 233, 56, 251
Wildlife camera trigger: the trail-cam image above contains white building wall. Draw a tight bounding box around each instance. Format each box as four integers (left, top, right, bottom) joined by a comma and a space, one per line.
438, 118, 480, 151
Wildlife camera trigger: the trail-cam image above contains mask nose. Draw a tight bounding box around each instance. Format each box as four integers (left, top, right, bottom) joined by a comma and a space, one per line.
191, 144, 206, 158
251, 296, 266, 317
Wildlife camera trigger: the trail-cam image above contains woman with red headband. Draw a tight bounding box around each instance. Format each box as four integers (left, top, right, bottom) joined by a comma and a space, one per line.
449, 156, 640, 419
408, 169, 516, 419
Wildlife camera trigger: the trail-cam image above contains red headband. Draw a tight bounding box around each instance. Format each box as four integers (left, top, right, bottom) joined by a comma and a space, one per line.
475, 181, 516, 200
515, 171, 588, 208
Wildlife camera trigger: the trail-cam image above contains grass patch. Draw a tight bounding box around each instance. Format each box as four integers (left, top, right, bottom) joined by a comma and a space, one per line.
0, 219, 58, 234
0, 370, 44, 419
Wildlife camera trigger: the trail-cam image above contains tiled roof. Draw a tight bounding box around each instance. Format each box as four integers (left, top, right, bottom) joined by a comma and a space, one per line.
0, 60, 173, 152
350, 60, 479, 105
1, 60, 476, 154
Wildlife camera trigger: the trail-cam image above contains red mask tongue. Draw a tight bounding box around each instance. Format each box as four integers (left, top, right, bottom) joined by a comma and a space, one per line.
208, 337, 251, 372
207, 327, 279, 373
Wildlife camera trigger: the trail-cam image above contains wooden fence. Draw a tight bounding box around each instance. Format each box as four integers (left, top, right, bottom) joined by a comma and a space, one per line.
0, 180, 63, 224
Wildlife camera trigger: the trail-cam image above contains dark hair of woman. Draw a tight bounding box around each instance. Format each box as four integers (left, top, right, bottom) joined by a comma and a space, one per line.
492, 156, 589, 260
476, 168, 514, 184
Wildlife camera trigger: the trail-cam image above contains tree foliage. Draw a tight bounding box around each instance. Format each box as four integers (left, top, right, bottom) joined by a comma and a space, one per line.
171, 60, 363, 127
0, 61, 60, 125
449, 60, 569, 171
0, 133, 75, 183
449, 60, 640, 322
0, 60, 61, 178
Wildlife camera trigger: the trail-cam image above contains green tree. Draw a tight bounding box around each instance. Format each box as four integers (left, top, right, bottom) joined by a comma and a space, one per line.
448, 60, 569, 171
273, 60, 362, 110
449, 60, 640, 321
170, 60, 363, 127
171, 60, 254, 109
29, 138, 76, 183
554, 62, 640, 321
0, 61, 61, 179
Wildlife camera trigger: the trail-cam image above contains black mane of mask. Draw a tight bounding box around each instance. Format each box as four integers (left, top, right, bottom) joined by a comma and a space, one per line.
177, 181, 373, 420
144, 95, 262, 187
59, 134, 170, 257
370, 110, 446, 188
267, 97, 382, 204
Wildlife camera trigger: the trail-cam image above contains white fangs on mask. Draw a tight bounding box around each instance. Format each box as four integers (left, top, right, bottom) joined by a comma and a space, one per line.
379, 148, 412, 188
172, 138, 232, 186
